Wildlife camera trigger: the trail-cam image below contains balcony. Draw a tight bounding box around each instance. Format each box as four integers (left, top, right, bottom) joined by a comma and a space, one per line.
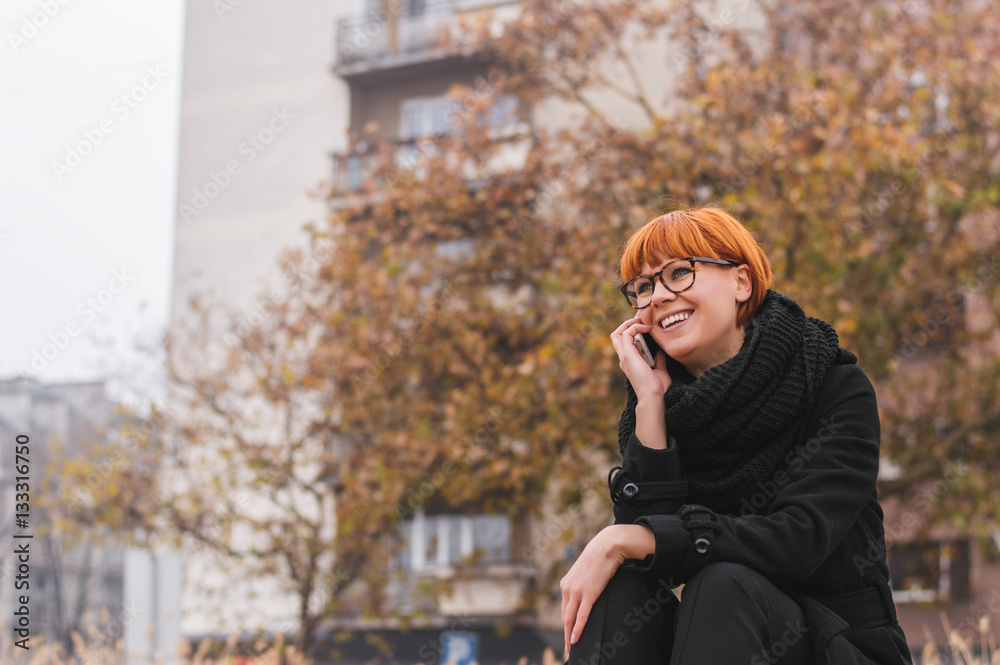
334, 0, 518, 82
331, 124, 530, 198
331, 137, 432, 195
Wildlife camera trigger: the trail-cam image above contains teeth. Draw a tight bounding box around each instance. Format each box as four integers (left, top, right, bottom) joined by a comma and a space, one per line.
659, 312, 691, 329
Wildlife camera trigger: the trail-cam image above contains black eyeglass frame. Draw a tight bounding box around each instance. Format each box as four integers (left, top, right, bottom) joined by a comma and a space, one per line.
620, 256, 742, 309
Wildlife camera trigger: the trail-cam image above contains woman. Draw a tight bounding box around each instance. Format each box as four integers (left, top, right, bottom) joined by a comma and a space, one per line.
560, 207, 912, 664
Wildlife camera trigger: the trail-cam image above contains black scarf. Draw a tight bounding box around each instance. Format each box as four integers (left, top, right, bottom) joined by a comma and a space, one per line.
617, 290, 841, 515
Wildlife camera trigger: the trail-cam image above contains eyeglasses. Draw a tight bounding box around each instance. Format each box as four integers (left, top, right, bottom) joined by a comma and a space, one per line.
620, 257, 741, 309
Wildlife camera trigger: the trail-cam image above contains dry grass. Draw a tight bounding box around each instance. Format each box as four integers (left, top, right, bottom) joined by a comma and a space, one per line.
4, 616, 996, 665
2, 628, 309, 665
919, 613, 999, 665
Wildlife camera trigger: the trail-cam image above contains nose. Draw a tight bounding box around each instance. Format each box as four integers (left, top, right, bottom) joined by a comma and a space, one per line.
650, 277, 676, 305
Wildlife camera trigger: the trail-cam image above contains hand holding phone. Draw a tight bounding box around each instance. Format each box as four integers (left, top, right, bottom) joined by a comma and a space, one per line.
634, 333, 656, 368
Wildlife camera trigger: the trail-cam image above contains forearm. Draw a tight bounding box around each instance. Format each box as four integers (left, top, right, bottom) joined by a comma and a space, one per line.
634, 397, 667, 450
604, 523, 657, 561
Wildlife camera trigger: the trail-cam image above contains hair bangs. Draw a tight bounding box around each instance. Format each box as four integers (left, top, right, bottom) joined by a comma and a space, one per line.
619, 211, 718, 282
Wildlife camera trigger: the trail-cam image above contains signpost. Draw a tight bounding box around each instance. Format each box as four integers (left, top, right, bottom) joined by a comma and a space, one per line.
442, 631, 479, 665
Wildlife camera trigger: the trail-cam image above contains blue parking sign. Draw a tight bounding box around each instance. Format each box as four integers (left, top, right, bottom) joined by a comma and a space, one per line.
442, 631, 479, 665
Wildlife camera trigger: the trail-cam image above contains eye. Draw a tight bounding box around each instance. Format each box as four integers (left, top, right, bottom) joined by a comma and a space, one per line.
669, 266, 694, 280
635, 280, 653, 295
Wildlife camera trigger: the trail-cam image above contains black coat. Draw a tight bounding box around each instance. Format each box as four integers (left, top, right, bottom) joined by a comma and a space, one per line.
609, 348, 913, 665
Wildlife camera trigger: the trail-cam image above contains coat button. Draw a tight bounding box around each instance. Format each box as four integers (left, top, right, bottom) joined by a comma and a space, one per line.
623, 483, 638, 499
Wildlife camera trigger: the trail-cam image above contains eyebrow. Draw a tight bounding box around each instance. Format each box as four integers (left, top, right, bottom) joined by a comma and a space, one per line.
639, 258, 685, 275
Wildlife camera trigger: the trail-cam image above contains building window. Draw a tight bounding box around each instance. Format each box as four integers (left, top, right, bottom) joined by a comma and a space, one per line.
399, 93, 519, 141
343, 154, 365, 191
395, 94, 520, 176
888, 538, 970, 602
399, 510, 511, 569
407, 0, 453, 18
482, 94, 518, 128
367, 0, 452, 18
400, 96, 459, 140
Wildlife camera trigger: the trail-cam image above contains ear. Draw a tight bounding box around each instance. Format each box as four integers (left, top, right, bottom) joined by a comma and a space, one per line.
734, 265, 753, 303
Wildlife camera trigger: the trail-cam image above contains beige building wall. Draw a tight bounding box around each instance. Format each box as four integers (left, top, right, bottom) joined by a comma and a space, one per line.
170, 0, 357, 636
171, 0, 353, 324
530, 0, 767, 135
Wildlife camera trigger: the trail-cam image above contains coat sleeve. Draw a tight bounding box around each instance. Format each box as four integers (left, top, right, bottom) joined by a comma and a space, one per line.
631, 364, 882, 586
610, 431, 690, 525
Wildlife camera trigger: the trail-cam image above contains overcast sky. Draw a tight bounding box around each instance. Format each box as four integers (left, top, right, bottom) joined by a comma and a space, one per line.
0, 0, 186, 397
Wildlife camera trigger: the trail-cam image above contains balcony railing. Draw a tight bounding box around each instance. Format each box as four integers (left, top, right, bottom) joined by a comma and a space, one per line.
335, 0, 514, 70
331, 123, 530, 196
332, 137, 433, 194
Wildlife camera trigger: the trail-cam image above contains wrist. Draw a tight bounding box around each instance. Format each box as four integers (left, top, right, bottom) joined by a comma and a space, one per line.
634, 398, 668, 449
602, 524, 656, 562
635, 387, 666, 405
635, 395, 665, 414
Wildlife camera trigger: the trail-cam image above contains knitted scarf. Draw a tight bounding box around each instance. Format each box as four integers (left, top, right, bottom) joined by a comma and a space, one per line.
617, 290, 841, 515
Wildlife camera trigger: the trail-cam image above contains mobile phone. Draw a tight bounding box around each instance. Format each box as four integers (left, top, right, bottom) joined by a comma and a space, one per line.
634, 332, 656, 368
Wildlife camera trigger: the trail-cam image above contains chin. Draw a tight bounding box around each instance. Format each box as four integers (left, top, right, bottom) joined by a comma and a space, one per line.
656, 340, 693, 364
651, 329, 691, 355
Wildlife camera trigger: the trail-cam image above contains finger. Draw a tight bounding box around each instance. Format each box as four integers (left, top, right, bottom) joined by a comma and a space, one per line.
571, 599, 594, 645
611, 317, 646, 359
621, 325, 651, 358
611, 314, 643, 337
562, 596, 578, 653
560, 581, 568, 629
612, 327, 640, 359
611, 319, 632, 336
615, 332, 640, 365
609, 330, 622, 356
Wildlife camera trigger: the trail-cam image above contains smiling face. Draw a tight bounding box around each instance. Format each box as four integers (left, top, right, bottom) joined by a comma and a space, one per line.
620, 208, 774, 376
637, 257, 753, 377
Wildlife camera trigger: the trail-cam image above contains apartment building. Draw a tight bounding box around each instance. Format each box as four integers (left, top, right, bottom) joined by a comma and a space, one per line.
0, 377, 180, 665
331, 0, 525, 193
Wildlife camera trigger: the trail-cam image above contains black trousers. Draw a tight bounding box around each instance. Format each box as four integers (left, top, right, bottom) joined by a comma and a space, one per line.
566, 561, 815, 665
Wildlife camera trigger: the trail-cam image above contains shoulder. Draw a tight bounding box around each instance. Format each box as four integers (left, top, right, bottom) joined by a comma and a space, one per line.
800, 349, 880, 446
823, 355, 877, 408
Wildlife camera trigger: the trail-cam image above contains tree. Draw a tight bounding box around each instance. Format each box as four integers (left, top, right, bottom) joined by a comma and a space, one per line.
458, 0, 1000, 526
58, 0, 1000, 654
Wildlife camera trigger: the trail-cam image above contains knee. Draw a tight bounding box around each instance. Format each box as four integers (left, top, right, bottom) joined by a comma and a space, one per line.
604, 565, 669, 606
686, 561, 759, 598
602, 565, 676, 621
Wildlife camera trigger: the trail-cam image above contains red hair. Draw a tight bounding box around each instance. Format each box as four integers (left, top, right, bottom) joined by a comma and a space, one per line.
618, 207, 773, 327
